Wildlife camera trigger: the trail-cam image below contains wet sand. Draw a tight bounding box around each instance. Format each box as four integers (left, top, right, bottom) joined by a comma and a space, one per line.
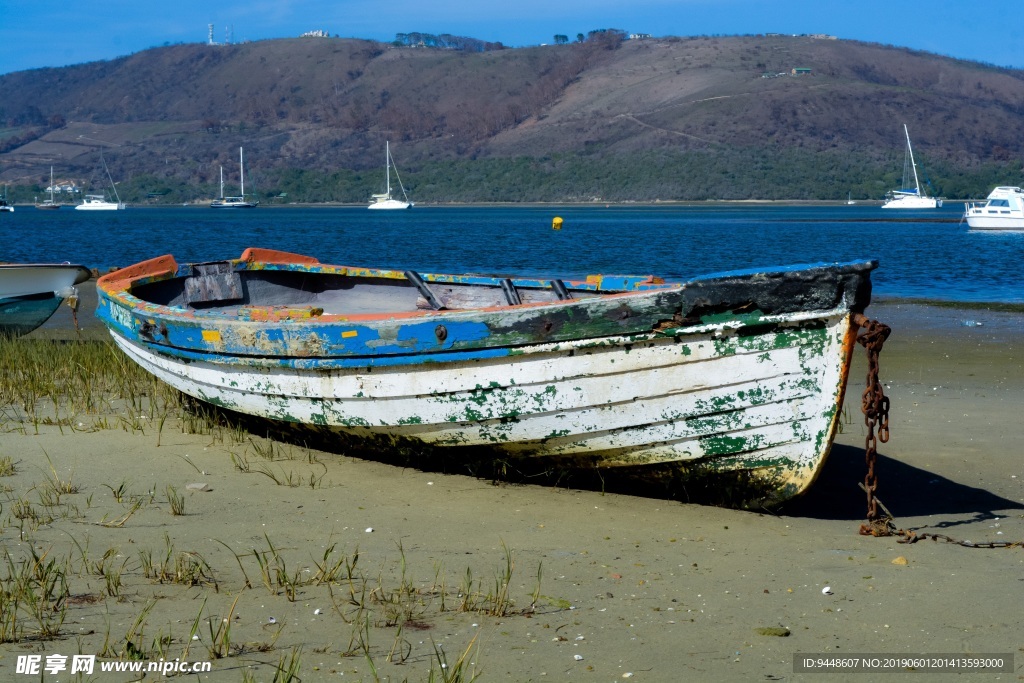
1, 297, 1022, 681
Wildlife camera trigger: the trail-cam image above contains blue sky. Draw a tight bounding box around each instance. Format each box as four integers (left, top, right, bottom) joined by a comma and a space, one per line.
1, 0, 1022, 75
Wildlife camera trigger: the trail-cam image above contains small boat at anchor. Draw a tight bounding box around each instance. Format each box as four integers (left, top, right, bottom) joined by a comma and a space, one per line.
35, 167, 61, 210
882, 124, 942, 209
367, 141, 412, 210
963, 186, 1024, 231
211, 147, 258, 208
75, 152, 125, 210
76, 194, 125, 211
0, 263, 92, 337
95, 248, 878, 505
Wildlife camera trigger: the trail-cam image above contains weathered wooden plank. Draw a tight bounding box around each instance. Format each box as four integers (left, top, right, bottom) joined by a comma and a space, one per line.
110, 312, 848, 465
183, 263, 243, 304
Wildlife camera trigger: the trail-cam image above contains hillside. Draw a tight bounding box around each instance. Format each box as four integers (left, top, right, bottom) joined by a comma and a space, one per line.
1, 33, 1023, 203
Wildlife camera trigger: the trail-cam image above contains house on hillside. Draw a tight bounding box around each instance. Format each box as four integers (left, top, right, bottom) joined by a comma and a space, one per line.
791, 67, 812, 76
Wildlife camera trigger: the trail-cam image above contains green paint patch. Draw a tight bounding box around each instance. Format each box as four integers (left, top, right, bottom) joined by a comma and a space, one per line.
698, 434, 751, 456
699, 310, 766, 326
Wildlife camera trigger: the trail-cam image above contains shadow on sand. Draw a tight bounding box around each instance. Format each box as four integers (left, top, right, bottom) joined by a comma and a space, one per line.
182, 398, 1024, 522
779, 444, 1024, 526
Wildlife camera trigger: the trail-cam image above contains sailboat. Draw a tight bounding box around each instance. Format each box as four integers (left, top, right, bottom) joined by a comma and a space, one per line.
75, 152, 126, 210
368, 141, 412, 210
35, 167, 61, 210
882, 124, 942, 209
211, 147, 259, 208
0, 186, 13, 213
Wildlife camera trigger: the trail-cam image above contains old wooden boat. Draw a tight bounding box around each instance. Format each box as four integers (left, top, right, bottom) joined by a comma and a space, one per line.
95, 248, 877, 504
0, 263, 92, 336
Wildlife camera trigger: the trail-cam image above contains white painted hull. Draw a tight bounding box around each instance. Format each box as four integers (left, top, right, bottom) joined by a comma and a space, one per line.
965, 215, 1024, 230
110, 309, 856, 496
0, 264, 91, 298
368, 198, 411, 210
881, 194, 940, 209
0, 263, 90, 335
75, 201, 125, 211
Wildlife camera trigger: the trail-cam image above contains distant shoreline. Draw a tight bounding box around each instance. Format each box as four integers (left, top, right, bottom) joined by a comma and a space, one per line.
6, 199, 970, 210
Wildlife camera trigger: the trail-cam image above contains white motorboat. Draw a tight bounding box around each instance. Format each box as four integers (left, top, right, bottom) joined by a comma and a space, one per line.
368, 141, 412, 210
964, 186, 1024, 230
882, 125, 942, 209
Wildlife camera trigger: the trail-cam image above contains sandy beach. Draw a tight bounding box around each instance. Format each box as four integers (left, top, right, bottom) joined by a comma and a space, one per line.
0, 292, 1022, 682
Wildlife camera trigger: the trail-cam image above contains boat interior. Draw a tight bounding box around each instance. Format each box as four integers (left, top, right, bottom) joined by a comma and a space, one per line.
127, 260, 659, 317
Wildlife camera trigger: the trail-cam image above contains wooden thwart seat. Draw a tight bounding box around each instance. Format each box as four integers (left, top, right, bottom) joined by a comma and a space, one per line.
409, 273, 575, 310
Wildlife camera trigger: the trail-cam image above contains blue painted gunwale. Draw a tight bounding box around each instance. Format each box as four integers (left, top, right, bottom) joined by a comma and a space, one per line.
96, 249, 877, 370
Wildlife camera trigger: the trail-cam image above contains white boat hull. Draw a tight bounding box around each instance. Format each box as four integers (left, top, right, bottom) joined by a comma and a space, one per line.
964, 186, 1024, 230
109, 309, 856, 498
0, 264, 91, 298
211, 201, 259, 209
368, 198, 411, 210
965, 215, 1024, 230
0, 263, 91, 336
75, 202, 125, 211
881, 194, 940, 209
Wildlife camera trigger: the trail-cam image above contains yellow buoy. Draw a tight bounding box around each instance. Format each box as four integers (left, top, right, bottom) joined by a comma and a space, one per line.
552, 216, 563, 230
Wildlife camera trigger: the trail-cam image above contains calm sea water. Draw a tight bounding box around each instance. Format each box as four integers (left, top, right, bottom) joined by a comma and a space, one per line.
1, 203, 1020, 304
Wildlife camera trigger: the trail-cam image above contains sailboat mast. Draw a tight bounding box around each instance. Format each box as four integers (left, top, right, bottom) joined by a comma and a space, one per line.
385, 141, 391, 196
219, 167, 224, 199
904, 124, 921, 194
102, 152, 121, 204
240, 147, 245, 198
49, 167, 54, 202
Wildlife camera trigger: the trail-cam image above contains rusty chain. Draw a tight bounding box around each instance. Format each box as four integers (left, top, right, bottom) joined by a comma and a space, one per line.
852, 314, 1023, 548
895, 530, 1023, 548
853, 313, 894, 536
67, 293, 81, 333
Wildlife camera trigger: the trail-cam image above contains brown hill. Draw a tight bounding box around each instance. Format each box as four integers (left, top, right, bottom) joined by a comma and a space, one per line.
1, 33, 1022, 201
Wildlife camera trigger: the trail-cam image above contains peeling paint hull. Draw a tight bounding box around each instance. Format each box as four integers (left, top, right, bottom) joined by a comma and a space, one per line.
96, 248, 876, 504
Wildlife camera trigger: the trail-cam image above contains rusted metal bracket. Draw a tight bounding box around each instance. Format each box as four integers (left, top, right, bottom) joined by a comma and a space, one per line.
405, 270, 446, 310
550, 279, 572, 300
501, 278, 522, 305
